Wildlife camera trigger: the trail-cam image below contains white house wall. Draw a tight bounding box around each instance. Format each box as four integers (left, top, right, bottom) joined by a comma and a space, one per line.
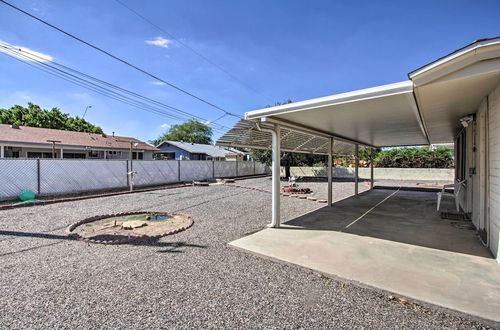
458, 81, 500, 260
488, 82, 500, 259
471, 97, 488, 234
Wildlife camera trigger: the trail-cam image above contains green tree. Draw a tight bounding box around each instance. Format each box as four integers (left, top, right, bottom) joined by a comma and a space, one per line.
0, 103, 103, 134
150, 120, 213, 146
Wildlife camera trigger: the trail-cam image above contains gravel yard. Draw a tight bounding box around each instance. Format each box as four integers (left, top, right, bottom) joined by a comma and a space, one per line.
0, 177, 489, 329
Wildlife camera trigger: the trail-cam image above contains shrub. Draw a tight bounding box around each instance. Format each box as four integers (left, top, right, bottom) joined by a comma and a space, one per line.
373, 147, 453, 168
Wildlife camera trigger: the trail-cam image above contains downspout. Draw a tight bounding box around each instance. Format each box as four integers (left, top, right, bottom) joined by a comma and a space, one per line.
483, 96, 490, 247
256, 121, 281, 228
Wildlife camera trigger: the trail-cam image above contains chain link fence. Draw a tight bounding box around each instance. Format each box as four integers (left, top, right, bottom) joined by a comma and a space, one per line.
0, 159, 269, 199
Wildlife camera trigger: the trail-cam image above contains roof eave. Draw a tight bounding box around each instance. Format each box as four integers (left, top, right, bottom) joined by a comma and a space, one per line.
245, 81, 414, 120
408, 37, 500, 82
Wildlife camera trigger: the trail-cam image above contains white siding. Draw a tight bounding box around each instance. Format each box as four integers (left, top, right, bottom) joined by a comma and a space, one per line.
472, 99, 488, 230
488, 83, 500, 260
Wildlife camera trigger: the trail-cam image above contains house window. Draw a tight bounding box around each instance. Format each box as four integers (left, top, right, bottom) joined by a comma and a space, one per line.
191, 153, 206, 160
132, 152, 143, 160
27, 152, 42, 158
28, 152, 55, 158
87, 150, 100, 158
106, 150, 118, 159
155, 152, 175, 160
4, 147, 20, 158
63, 153, 86, 159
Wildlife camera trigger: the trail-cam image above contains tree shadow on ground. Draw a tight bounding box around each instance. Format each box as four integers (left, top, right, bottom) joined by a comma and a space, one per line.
130, 240, 207, 253
0, 230, 206, 254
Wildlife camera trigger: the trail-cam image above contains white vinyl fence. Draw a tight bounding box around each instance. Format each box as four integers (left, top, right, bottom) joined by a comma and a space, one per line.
0, 159, 268, 199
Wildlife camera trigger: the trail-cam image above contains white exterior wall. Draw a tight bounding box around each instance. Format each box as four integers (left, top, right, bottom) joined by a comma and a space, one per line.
471, 98, 488, 235
488, 83, 500, 259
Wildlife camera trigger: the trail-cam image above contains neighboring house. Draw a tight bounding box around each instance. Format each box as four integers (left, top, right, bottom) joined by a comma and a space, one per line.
155, 140, 248, 160
0, 124, 158, 159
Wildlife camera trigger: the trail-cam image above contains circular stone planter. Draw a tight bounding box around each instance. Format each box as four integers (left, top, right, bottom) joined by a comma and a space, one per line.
280, 186, 311, 194
67, 211, 193, 245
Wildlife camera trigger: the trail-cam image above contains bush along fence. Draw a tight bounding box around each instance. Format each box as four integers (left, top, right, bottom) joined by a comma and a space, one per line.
0, 159, 268, 200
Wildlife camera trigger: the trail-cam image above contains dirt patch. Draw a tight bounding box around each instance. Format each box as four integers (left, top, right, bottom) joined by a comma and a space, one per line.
69, 212, 193, 244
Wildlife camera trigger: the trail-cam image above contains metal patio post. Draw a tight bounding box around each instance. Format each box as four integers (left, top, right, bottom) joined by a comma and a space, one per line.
269, 123, 281, 227
355, 144, 359, 196
327, 137, 333, 206
370, 149, 374, 189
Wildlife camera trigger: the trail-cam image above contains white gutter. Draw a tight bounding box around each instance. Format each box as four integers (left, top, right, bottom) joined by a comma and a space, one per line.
245, 81, 413, 119
409, 37, 500, 79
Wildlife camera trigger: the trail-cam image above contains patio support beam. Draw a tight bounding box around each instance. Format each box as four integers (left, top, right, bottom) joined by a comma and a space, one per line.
327, 138, 333, 206
256, 116, 376, 148
270, 123, 281, 227
258, 120, 281, 228
355, 144, 359, 196
370, 149, 374, 189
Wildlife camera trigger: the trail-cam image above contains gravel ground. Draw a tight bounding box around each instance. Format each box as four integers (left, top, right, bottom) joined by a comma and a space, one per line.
229, 176, 371, 201
0, 177, 490, 329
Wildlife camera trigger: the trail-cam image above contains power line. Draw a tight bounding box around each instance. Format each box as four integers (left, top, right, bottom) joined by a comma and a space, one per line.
0, 43, 230, 134
0, 0, 243, 120
0, 41, 229, 126
0, 44, 192, 122
113, 0, 273, 103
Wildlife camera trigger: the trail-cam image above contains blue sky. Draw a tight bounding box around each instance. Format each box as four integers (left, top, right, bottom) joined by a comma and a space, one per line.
0, 0, 499, 143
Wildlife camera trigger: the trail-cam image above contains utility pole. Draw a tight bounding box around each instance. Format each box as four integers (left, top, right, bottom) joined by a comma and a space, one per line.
117, 139, 139, 160
82, 105, 92, 119
118, 139, 139, 191
46, 140, 61, 158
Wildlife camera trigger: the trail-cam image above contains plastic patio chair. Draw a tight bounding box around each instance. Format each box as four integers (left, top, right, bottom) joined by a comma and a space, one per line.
437, 180, 466, 212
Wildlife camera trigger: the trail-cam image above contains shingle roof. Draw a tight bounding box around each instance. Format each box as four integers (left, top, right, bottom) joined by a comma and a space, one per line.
157, 140, 244, 157
0, 124, 158, 151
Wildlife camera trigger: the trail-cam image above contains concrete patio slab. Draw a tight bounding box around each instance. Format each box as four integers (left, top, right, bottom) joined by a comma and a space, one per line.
229, 189, 500, 323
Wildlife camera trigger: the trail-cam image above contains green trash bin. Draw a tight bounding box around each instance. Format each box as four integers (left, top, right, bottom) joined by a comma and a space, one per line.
19, 190, 36, 201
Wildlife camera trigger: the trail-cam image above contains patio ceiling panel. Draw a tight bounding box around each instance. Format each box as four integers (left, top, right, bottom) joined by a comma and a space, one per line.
216, 119, 363, 156
244, 81, 429, 148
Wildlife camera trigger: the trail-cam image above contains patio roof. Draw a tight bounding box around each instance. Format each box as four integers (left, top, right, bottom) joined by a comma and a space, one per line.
215, 37, 500, 234
244, 81, 428, 148
216, 37, 500, 150
216, 118, 367, 155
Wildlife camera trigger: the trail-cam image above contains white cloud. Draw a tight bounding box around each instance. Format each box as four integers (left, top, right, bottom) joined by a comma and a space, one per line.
0, 40, 53, 63
149, 81, 166, 86
160, 123, 170, 128
145, 36, 171, 48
